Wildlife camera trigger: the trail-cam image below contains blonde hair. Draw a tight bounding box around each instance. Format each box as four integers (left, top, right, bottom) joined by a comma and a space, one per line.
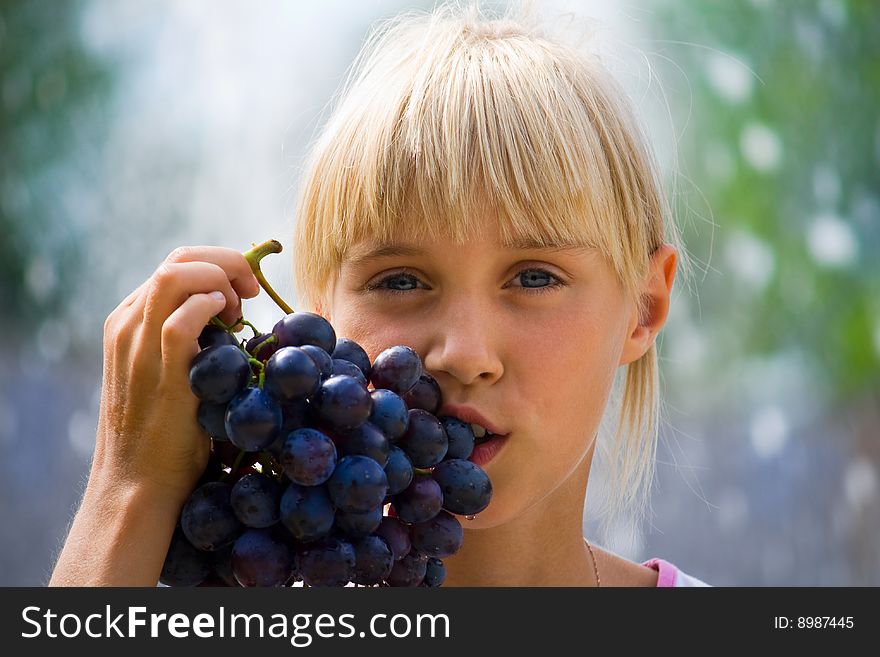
292, 1, 692, 544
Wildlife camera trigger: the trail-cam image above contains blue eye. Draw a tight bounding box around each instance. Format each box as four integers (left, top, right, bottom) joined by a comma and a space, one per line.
510, 268, 564, 293
367, 268, 565, 296
369, 272, 423, 294
518, 269, 553, 288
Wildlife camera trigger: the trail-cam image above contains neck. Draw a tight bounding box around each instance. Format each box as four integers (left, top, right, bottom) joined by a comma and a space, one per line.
441, 448, 597, 587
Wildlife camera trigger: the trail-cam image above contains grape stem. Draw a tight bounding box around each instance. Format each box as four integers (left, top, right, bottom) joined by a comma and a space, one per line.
209, 315, 245, 333
242, 240, 295, 315
247, 358, 266, 389
258, 452, 277, 477
240, 319, 260, 338
249, 333, 278, 359
221, 448, 249, 482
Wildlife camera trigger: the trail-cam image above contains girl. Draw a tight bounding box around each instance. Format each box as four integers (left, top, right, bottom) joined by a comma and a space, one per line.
50, 2, 709, 587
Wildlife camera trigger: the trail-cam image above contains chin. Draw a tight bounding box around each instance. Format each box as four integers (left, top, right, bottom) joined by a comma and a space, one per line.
451, 495, 518, 530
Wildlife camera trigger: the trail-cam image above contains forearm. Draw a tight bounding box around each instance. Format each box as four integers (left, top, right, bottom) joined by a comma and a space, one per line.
49, 475, 183, 587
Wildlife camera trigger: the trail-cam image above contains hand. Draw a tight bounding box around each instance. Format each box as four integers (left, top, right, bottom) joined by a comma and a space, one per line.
91, 246, 261, 507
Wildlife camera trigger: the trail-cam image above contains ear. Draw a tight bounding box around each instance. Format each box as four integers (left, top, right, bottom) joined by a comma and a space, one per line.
618, 243, 678, 366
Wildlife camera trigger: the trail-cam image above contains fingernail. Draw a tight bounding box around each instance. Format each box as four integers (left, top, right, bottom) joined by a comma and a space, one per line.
209, 291, 226, 302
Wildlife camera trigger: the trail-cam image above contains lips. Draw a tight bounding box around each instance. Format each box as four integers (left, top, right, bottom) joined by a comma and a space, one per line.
468, 434, 509, 467
436, 404, 509, 438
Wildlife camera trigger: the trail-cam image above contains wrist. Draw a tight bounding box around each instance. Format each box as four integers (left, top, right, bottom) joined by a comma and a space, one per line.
87, 441, 198, 512
50, 472, 184, 587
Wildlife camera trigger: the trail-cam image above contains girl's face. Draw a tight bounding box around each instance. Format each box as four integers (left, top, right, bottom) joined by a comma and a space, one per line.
324, 217, 636, 528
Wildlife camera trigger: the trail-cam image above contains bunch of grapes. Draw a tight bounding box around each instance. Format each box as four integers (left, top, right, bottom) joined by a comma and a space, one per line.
160, 298, 493, 588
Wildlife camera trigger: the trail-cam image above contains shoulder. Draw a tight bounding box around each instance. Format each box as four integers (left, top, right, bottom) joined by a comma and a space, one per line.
590, 545, 660, 587
591, 546, 712, 587
642, 557, 712, 587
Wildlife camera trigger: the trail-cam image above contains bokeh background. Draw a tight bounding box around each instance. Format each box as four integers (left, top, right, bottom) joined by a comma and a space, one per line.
1, 0, 877, 585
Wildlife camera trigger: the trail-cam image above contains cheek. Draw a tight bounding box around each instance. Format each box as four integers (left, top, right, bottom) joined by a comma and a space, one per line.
329, 295, 419, 363
511, 304, 621, 426
484, 306, 622, 513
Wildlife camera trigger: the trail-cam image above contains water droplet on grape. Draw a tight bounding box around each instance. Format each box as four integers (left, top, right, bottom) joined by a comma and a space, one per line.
465, 514, 476, 521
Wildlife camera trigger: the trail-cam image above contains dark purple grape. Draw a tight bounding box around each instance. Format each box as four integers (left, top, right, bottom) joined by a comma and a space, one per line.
410, 510, 463, 558
351, 535, 394, 585
399, 409, 448, 468
384, 445, 414, 496
198, 324, 239, 350
197, 573, 235, 587
197, 449, 225, 487
300, 344, 333, 380
280, 483, 335, 542
401, 373, 442, 414
331, 358, 368, 385
422, 557, 446, 587
180, 482, 243, 551
313, 375, 373, 432
160, 526, 211, 586
326, 455, 388, 513
375, 517, 411, 561
198, 401, 230, 441
337, 422, 389, 466
370, 346, 423, 395
212, 440, 259, 469
189, 344, 251, 404
334, 504, 383, 538
297, 537, 356, 587
224, 387, 283, 452
272, 312, 336, 354
281, 399, 310, 433
265, 399, 310, 459
281, 428, 337, 486
439, 416, 475, 460
393, 473, 443, 524
210, 543, 238, 587
231, 528, 293, 587
245, 332, 279, 361
432, 459, 493, 516
332, 338, 371, 380
386, 550, 428, 587
230, 473, 281, 528
264, 346, 321, 402
368, 389, 409, 442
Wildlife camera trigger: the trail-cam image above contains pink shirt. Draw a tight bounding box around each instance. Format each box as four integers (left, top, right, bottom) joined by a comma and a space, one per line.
641, 558, 711, 587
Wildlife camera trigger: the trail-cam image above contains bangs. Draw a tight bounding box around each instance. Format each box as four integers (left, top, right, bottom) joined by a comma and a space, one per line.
294, 5, 665, 308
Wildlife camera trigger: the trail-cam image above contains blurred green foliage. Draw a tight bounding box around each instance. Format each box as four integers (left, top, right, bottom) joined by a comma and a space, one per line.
0, 0, 113, 329
650, 0, 880, 403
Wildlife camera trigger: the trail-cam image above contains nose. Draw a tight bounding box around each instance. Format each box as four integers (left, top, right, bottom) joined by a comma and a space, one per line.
421, 296, 504, 388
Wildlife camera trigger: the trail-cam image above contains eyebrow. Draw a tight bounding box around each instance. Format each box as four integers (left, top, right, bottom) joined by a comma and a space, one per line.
346, 240, 596, 267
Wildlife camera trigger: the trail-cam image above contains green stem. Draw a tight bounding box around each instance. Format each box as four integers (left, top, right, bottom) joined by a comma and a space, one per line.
209, 315, 245, 333
209, 315, 253, 357
220, 448, 249, 481
258, 451, 277, 476
247, 358, 266, 389
249, 334, 278, 359
241, 319, 260, 338
242, 240, 294, 315
413, 467, 433, 476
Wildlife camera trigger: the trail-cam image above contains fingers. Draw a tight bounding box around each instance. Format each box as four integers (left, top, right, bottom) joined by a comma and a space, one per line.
113, 245, 263, 376
142, 261, 242, 337
160, 291, 229, 378
164, 246, 260, 299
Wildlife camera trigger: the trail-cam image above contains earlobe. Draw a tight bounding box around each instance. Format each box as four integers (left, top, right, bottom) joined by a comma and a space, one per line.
618, 244, 678, 366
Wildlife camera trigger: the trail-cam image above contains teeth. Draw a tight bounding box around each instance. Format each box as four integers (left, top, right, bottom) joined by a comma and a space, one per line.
470, 423, 487, 438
